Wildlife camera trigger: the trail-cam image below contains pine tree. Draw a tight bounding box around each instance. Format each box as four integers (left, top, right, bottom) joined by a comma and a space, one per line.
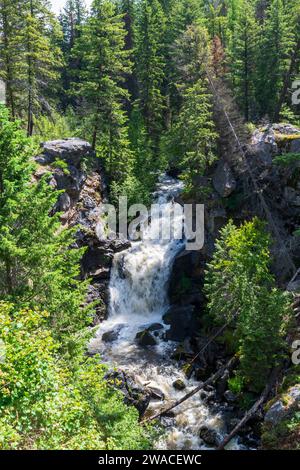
0, 106, 89, 344
273, 0, 300, 120
228, 0, 258, 120
17, 0, 62, 135
256, 0, 294, 119
118, 0, 137, 108
59, 0, 87, 109
162, 25, 217, 191
0, 0, 21, 118
73, 0, 133, 184
173, 79, 217, 190
136, 0, 166, 153
205, 218, 292, 392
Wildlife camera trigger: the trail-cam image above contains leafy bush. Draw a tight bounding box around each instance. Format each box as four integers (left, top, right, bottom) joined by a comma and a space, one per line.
205, 218, 292, 392
0, 302, 153, 450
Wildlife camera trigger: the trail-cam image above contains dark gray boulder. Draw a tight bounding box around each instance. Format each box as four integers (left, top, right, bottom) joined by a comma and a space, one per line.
173, 379, 186, 390
199, 426, 220, 447
212, 160, 237, 197
163, 305, 197, 342
135, 329, 157, 346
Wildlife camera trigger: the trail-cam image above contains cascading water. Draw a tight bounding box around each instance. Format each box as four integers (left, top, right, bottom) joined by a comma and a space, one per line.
90, 175, 239, 450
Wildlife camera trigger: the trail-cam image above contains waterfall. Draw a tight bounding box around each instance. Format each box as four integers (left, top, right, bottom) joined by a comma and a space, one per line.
90, 175, 240, 450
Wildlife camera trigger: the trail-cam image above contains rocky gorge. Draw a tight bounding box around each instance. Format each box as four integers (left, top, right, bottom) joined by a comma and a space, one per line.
33, 125, 300, 449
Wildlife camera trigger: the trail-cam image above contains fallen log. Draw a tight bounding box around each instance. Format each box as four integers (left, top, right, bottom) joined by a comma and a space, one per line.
217, 366, 281, 450
142, 356, 237, 424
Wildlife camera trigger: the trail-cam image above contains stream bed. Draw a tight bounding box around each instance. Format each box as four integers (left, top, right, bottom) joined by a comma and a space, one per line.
89, 175, 243, 450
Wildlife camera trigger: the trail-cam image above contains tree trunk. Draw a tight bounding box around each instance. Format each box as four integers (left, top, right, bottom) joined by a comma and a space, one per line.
142, 356, 237, 424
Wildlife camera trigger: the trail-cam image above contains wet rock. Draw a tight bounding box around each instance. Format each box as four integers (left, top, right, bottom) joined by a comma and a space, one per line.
173, 379, 186, 391
224, 390, 237, 403
216, 370, 230, 397
199, 390, 210, 400
212, 160, 236, 197
163, 305, 197, 342
199, 426, 220, 447
147, 387, 165, 401
163, 410, 176, 418
135, 329, 157, 346
193, 334, 220, 366
170, 343, 193, 361
194, 366, 210, 381
242, 433, 260, 448
147, 323, 164, 332
168, 250, 205, 307
102, 325, 124, 343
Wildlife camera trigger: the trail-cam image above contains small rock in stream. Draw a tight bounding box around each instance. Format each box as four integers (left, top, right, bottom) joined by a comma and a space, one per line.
199, 426, 220, 447
147, 387, 165, 401
224, 390, 238, 403
102, 324, 124, 343
135, 329, 157, 346
173, 379, 186, 391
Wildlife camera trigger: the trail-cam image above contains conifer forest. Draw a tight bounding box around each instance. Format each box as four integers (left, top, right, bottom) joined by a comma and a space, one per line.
0, 0, 300, 455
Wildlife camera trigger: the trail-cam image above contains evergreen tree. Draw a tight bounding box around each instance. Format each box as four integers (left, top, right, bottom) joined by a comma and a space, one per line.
273, 0, 300, 120
0, 302, 153, 449
256, 0, 294, 118
118, 0, 137, 108
228, 0, 258, 120
162, 25, 217, 191
59, 0, 87, 109
136, 0, 166, 153
0, 106, 89, 344
18, 0, 62, 135
0, 0, 21, 118
73, 0, 133, 185
205, 219, 292, 391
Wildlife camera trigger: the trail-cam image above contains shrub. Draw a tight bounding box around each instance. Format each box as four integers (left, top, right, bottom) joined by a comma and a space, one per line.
205, 218, 292, 392
0, 302, 153, 450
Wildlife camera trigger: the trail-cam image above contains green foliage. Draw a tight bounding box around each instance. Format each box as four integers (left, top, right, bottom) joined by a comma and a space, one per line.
161, 24, 217, 192
273, 152, 300, 166
205, 218, 292, 392
33, 111, 73, 143
0, 302, 153, 450
0, 109, 153, 450
73, 0, 137, 200
255, 0, 295, 119
0, 106, 91, 348
59, 0, 87, 109
136, 0, 167, 151
228, 375, 244, 394
0, 0, 62, 134
227, 0, 258, 120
